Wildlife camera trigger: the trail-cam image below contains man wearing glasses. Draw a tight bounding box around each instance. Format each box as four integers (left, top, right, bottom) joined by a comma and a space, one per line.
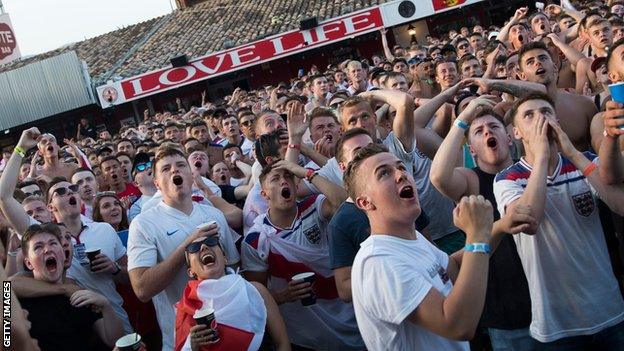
128, 153, 158, 222
237, 110, 257, 159
0, 127, 134, 334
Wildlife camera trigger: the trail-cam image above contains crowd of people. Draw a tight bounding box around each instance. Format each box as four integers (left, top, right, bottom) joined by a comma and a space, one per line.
4, 0, 624, 350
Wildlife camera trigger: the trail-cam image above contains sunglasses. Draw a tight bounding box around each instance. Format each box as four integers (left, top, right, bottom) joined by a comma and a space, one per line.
185, 236, 220, 253
52, 184, 79, 197
134, 161, 152, 172
24, 190, 43, 197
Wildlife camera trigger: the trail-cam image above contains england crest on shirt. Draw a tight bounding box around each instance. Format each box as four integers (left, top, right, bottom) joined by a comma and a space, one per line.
571, 191, 595, 217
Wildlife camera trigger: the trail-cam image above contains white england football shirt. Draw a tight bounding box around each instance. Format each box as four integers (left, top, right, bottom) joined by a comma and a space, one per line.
494, 153, 624, 342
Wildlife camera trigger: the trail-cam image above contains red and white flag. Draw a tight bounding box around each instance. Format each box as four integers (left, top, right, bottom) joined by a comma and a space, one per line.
174, 274, 266, 351
246, 214, 364, 350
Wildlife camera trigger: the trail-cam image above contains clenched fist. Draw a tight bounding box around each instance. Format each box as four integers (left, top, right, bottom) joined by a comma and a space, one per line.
453, 195, 494, 244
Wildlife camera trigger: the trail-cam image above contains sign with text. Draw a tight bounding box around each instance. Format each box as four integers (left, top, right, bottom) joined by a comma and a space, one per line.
97, 8, 384, 106
0, 14, 21, 65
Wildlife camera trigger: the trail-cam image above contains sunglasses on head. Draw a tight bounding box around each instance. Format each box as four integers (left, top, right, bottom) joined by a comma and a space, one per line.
24, 190, 43, 197
134, 161, 152, 172
52, 184, 79, 197
185, 236, 220, 254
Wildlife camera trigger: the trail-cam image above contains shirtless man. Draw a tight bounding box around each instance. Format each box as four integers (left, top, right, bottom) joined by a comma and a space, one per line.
575, 19, 614, 93
590, 38, 624, 152
30, 134, 78, 182
517, 41, 597, 151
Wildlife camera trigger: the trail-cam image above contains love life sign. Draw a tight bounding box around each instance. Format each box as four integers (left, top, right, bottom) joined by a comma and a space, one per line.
96, 8, 384, 106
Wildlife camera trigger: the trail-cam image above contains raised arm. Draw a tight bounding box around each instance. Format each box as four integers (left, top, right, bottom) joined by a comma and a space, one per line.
430, 98, 495, 201
551, 120, 624, 215
468, 78, 547, 98
413, 80, 468, 128
379, 28, 395, 62
284, 101, 308, 164
506, 116, 551, 224
361, 89, 415, 151
0, 128, 41, 235
128, 224, 219, 302
408, 196, 493, 340
272, 160, 347, 219
497, 7, 528, 43
599, 102, 624, 184
547, 33, 585, 67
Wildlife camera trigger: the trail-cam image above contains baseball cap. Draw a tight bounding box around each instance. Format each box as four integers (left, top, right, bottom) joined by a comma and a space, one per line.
590, 56, 607, 73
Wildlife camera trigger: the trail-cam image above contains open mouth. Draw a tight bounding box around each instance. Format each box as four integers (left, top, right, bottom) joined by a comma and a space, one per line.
201, 253, 216, 266
68, 196, 77, 206
486, 137, 498, 148
194, 161, 202, 168
280, 187, 292, 199
220, 175, 226, 182
111, 174, 118, 180
325, 135, 333, 142
540, 24, 546, 31
45, 257, 57, 271
518, 35, 524, 42
110, 211, 120, 218
536, 68, 546, 75
600, 38, 608, 44
399, 185, 415, 199
47, 146, 54, 152
173, 175, 183, 186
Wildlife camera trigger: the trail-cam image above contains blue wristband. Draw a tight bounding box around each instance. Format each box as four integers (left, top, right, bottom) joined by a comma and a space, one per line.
454, 118, 469, 130
464, 242, 491, 254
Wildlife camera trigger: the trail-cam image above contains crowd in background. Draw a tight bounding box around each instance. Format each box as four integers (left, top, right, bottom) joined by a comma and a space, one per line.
4, 0, 624, 350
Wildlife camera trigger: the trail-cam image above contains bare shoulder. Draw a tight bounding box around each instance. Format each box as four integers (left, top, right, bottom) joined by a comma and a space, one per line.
250, 281, 271, 300
557, 90, 596, 111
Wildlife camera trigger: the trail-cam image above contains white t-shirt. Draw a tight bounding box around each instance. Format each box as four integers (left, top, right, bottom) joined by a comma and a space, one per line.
242, 182, 267, 235
140, 176, 221, 213
494, 153, 624, 342
127, 201, 240, 350
128, 194, 152, 222
241, 137, 254, 158
351, 233, 469, 351
66, 220, 133, 334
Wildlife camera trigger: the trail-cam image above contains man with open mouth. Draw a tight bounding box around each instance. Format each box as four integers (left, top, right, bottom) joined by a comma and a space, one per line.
100, 155, 142, 210
494, 94, 624, 349
431, 96, 538, 350
128, 145, 240, 350
242, 157, 363, 349
347, 144, 496, 351
18, 223, 124, 350
0, 127, 134, 335
29, 132, 81, 181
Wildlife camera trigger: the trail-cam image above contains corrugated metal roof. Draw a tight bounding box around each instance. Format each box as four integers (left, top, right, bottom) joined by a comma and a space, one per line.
0, 51, 95, 130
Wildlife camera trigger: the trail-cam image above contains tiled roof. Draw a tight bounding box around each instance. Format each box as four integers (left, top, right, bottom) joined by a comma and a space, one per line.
0, 17, 162, 79
0, 0, 387, 81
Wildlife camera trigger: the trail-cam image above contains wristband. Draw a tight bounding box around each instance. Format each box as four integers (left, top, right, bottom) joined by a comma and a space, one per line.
112, 262, 121, 275
305, 168, 315, 181
454, 118, 469, 130
13, 146, 26, 158
582, 162, 597, 177
308, 172, 320, 183
288, 144, 301, 150
464, 242, 491, 254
